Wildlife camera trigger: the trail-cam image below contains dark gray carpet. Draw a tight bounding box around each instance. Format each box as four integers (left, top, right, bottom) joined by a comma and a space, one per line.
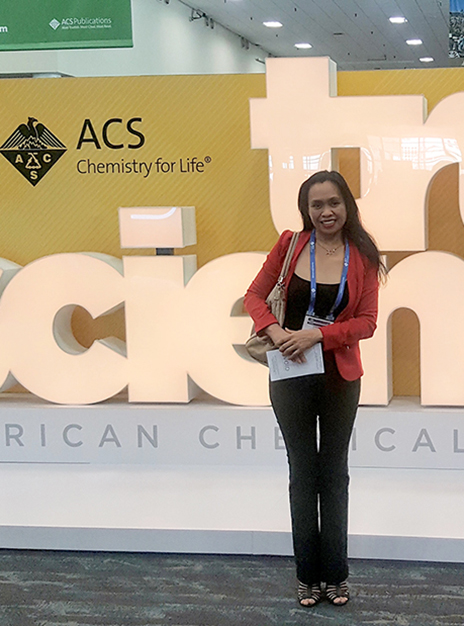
0, 550, 462, 625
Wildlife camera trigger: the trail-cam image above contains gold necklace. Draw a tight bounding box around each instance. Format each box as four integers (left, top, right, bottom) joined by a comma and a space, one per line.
316, 240, 343, 256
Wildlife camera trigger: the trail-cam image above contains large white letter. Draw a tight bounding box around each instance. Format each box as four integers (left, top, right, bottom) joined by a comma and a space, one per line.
0, 253, 127, 404
0, 258, 22, 391
185, 253, 270, 406
250, 57, 462, 251
124, 255, 197, 402
361, 252, 464, 406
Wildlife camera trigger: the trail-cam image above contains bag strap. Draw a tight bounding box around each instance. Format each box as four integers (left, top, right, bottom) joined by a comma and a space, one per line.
276, 231, 299, 287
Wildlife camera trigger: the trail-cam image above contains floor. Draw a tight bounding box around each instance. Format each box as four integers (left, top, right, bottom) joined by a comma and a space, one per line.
0, 550, 463, 625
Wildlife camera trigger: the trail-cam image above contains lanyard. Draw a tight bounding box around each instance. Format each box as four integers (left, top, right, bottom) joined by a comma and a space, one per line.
307, 230, 350, 321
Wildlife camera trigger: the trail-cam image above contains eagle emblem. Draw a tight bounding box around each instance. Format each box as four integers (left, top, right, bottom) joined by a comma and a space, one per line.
0, 117, 67, 186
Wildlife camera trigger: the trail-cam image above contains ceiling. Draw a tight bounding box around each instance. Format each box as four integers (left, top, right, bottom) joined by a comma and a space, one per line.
179, 0, 450, 71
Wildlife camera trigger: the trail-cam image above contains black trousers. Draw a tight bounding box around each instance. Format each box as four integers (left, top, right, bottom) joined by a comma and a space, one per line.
270, 354, 360, 585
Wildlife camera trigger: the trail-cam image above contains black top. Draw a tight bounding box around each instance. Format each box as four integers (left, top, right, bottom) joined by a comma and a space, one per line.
283, 273, 349, 330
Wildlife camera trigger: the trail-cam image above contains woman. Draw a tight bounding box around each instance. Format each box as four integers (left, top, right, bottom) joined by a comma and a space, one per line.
244, 170, 384, 607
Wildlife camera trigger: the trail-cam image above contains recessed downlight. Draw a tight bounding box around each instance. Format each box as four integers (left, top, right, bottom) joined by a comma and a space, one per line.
295, 42, 312, 49
263, 20, 283, 28
406, 38, 423, 45
419, 57, 434, 63
389, 16, 407, 24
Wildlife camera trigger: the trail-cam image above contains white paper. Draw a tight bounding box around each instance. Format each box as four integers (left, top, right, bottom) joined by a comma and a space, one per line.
267, 344, 325, 381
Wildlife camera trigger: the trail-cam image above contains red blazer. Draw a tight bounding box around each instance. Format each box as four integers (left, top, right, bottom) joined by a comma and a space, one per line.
244, 230, 379, 381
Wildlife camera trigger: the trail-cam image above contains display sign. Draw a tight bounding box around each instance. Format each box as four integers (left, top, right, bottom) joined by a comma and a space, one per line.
0, 404, 462, 469
0, 0, 132, 51
1, 63, 464, 405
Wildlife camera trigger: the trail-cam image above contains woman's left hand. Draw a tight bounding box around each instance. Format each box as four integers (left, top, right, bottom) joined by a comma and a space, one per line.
275, 328, 323, 362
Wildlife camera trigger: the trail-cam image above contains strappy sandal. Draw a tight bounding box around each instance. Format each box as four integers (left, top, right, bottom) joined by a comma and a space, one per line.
326, 580, 350, 605
297, 581, 322, 607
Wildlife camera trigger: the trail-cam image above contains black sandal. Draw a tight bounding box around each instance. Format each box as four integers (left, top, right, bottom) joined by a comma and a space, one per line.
297, 581, 322, 607
326, 580, 350, 605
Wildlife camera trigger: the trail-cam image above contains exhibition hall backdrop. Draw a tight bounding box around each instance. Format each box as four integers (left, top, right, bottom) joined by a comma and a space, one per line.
1, 66, 464, 398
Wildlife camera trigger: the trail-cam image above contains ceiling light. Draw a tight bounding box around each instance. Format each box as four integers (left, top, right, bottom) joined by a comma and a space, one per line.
295, 43, 312, 49
419, 57, 434, 63
389, 16, 407, 24
406, 38, 423, 45
263, 21, 282, 28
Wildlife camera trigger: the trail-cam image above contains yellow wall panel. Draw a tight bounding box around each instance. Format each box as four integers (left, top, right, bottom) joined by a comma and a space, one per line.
0, 74, 275, 269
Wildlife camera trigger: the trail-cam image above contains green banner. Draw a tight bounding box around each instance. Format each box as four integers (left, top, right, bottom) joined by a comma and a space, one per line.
0, 0, 132, 51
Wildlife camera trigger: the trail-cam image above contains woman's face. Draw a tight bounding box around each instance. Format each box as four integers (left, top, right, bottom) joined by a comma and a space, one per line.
307, 181, 347, 239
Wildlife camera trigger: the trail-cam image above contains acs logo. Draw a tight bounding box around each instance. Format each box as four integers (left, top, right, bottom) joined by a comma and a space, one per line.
0, 116, 67, 186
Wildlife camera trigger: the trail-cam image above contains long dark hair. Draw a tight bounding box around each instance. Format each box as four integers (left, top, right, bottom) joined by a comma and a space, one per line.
297, 170, 387, 277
